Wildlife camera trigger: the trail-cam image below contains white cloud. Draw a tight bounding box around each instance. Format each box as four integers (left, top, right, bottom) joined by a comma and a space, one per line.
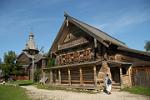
92, 9, 150, 34
92, 23, 108, 30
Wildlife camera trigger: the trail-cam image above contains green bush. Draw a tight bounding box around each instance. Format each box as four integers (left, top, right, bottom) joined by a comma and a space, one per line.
11, 80, 34, 86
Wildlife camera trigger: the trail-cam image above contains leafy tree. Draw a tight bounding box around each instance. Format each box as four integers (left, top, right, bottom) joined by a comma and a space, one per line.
144, 41, 150, 51
47, 57, 55, 67
1, 51, 17, 80
34, 69, 41, 82
0, 58, 2, 77
0, 58, 2, 69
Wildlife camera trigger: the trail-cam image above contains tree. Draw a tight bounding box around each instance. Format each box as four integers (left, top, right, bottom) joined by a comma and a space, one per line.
47, 57, 55, 68
0, 58, 2, 78
1, 51, 17, 80
144, 41, 150, 51
0, 58, 2, 69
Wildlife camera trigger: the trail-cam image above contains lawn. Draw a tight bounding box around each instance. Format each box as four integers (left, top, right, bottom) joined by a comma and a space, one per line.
37, 84, 97, 94
0, 85, 31, 100
10, 80, 34, 86
123, 86, 150, 96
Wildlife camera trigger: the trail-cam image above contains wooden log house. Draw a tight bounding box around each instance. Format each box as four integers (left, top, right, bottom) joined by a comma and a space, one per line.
43, 13, 150, 89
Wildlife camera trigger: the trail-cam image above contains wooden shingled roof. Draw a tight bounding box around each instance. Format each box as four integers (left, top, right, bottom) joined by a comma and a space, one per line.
64, 13, 127, 47
50, 13, 150, 57
17, 51, 43, 64
118, 46, 150, 57
50, 13, 127, 52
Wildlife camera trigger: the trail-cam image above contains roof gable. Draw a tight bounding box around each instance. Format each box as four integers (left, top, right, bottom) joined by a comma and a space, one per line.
50, 13, 127, 52
16, 52, 31, 65
65, 14, 127, 47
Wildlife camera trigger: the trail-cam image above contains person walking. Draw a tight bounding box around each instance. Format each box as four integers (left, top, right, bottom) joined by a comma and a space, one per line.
104, 74, 112, 94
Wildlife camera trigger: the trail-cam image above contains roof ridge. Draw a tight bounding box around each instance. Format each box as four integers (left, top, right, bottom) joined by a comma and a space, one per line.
118, 46, 150, 56
64, 13, 126, 46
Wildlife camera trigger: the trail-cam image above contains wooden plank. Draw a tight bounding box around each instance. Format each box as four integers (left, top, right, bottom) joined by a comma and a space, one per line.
61, 80, 69, 82
82, 66, 94, 84
131, 66, 150, 88
80, 67, 83, 85
61, 69, 68, 81
71, 80, 80, 82
84, 80, 94, 83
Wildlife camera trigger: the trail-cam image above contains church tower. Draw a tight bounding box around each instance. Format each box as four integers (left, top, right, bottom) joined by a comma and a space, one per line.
23, 33, 39, 55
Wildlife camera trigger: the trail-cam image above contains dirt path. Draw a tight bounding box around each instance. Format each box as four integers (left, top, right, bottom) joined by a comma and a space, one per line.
21, 86, 150, 100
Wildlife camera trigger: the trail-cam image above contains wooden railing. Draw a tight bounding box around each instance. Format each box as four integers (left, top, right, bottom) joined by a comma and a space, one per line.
55, 48, 95, 66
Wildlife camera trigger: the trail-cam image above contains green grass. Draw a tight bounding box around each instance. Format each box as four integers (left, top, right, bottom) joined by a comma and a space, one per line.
123, 86, 150, 96
0, 85, 31, 100
37, 84, 98, 94
10, 80, 34, 86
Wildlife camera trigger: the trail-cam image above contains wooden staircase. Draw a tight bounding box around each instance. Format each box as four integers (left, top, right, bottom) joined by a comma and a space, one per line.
112, 81, 121, 91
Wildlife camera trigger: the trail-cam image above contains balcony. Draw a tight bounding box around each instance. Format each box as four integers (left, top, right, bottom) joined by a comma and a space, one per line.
54, 48, 95, 66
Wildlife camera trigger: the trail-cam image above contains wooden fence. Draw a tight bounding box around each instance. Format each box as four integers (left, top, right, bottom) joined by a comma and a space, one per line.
131, 66, 150, 88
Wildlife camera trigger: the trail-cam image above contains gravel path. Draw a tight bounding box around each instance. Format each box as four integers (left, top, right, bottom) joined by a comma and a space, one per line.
21, 86, 150, 100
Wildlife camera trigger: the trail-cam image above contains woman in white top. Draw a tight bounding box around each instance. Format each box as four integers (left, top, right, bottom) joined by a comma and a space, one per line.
104, 74, 112, 94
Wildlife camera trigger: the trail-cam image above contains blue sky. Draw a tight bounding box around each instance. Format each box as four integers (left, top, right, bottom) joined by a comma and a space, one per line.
0, 0, 150, 59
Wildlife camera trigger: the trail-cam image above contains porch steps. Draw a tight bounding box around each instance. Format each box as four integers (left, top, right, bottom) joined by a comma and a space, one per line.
112, 82, 121, 91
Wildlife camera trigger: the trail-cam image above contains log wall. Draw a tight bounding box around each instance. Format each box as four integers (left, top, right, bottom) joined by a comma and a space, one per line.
61, 69, 69, 84
132, 66, 150, 88
55, 66, 96, 85
82, 66, 94, 84
70, 68, 80, 84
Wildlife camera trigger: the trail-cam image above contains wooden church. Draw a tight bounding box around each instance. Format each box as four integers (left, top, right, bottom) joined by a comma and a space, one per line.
43, 13, 150, 89
16, 33, 46, 81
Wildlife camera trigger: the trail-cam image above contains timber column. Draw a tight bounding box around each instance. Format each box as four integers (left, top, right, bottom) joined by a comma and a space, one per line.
120, 67, 123, 89
68, 68, 71, 85
42, 58, 46, 84
42, 70, 46, 84
128, 66, 132, 86
50, 70, 53, 84
58, 69, 61, 84
93, 66, 97, 86
79, 67, 83, 85
31, 56, 35, 81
